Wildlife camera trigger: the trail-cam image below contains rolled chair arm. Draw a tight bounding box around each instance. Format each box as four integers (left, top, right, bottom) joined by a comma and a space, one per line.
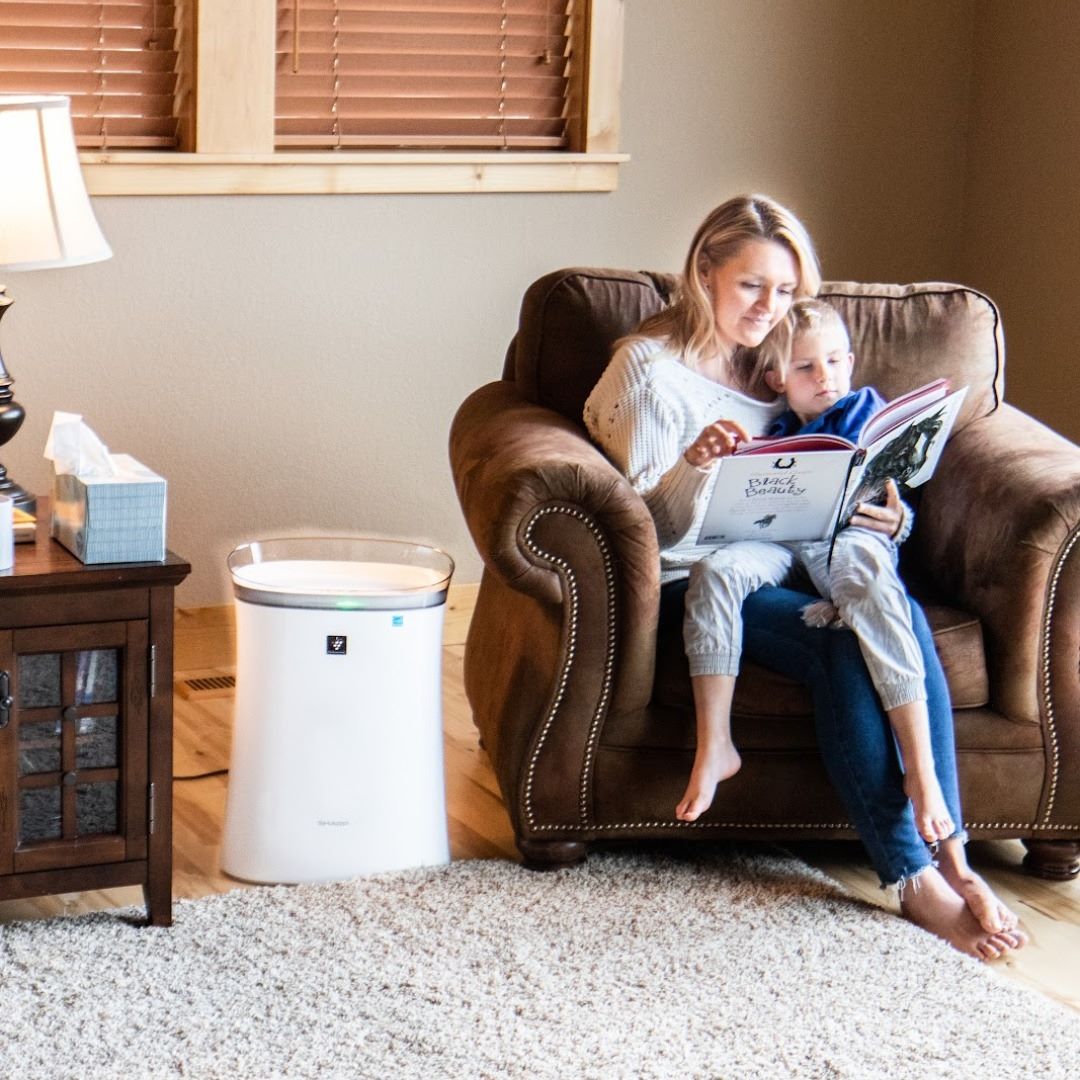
915, 404, 1080, 826
449, 381, 662, 838
450, 379, 659, 631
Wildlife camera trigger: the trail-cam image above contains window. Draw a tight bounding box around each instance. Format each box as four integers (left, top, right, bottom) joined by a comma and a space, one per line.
274, 1, 574, 150
0, 0, 626, 195
0, 0, 182, 149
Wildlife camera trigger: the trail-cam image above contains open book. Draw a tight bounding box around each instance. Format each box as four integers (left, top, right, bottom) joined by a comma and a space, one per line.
697, 379, 968, 544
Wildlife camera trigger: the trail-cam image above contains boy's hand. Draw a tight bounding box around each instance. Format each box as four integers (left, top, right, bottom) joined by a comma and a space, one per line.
850, 478, 904, 536
684, 419, 750, 468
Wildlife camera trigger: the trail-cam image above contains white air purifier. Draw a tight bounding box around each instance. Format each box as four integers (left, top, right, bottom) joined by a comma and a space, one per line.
221, 537, 454, 884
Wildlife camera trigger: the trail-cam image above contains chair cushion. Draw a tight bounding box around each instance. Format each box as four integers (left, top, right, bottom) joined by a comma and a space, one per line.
649, 599, 989, 719
595, 600, 996, 758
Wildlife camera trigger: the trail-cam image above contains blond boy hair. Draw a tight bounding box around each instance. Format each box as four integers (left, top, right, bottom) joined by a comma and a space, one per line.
756, 298, 851, 384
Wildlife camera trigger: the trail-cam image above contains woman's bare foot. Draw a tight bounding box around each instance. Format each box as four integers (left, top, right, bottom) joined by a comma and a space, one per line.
902, 768, 954, 844
899, 867, 1023, 961
935, 841, 1024, 937
675, 741, 741, 822
944, 870, 1024, 939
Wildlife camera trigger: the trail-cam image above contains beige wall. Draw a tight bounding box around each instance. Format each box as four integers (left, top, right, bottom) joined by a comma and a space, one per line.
959, 0, 1080, 444
3, 1, 980, 604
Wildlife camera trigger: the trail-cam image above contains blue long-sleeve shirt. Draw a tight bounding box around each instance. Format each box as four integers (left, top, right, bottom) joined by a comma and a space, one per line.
768, 386, 886, 441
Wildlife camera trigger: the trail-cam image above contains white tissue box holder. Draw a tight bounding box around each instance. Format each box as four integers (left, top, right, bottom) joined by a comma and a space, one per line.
51, 453, 167, 563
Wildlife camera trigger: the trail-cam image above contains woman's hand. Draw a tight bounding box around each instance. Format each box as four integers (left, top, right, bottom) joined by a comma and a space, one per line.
684, 419, 751, 468
850, 477, 905, 537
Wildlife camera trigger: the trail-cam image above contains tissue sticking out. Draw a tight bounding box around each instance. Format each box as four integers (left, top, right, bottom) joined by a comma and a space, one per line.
44, 411, 166, 563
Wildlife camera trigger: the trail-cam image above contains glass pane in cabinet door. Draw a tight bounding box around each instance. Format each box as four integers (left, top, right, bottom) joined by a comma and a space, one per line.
76, 650, 119, 705
18, 719, 62, 775
17, 653, 61, 708
20, 787, 62, 843
76, 782, 118, 835
75, 715, 119, 769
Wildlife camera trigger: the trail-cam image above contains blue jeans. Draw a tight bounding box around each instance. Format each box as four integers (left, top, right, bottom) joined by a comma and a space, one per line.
662, 581, 964, 887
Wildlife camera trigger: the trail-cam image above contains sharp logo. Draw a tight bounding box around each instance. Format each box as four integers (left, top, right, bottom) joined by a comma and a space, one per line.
326, 635, 347, 655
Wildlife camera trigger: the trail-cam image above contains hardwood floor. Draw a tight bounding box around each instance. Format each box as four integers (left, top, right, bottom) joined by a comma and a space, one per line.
2, 587, 1078, 1015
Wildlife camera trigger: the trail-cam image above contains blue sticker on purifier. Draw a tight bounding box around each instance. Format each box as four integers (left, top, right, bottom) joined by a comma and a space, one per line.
326, 635, 347, 654
392, 615, 404, 627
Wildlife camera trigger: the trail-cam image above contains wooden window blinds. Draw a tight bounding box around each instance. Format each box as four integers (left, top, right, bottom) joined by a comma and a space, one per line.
275, 0, 575, 150
0, 1, 181, 149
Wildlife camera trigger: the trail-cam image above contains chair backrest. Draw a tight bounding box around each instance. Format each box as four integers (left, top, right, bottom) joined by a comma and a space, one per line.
505, 268, 676, 424
819, 281, 1003, 426
506, 268, 1004, 430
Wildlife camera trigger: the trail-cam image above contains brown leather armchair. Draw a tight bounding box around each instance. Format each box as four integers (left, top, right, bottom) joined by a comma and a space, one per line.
449, 268, 1080, 879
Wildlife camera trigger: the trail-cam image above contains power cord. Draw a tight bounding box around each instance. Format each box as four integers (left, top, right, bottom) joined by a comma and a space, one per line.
173, 768, 229, 781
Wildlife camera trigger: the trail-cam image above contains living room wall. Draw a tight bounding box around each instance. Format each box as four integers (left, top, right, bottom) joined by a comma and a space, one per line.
3, 0, 980, 603
958, 0, 1080, 445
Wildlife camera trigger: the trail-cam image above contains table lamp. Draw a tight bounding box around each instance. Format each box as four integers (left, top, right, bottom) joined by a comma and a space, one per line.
0, 94, 112, 514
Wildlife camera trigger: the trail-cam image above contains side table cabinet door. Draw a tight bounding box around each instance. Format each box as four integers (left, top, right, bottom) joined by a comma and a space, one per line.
2, 620, 149, 875
0, 631, 13, 874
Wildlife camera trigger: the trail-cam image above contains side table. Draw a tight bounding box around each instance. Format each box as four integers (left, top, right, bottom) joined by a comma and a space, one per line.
0, 501, 189, 925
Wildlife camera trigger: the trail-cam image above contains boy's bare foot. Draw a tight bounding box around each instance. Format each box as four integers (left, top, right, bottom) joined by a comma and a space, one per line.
675, 742, 741, 822
899, 867, 1023, 961
902, 769, 954, 843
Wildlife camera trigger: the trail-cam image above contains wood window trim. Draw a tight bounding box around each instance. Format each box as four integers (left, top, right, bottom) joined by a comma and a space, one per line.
78, 0, 627, 196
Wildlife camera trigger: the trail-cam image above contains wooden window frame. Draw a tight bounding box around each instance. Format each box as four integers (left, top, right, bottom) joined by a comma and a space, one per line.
79, 0, 627, 196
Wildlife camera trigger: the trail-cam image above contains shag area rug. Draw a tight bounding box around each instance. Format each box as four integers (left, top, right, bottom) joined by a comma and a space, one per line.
2, 846, 1078, 1079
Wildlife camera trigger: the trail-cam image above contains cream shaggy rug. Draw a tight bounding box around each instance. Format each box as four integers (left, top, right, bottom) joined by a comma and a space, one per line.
2, 845, 1078, 1079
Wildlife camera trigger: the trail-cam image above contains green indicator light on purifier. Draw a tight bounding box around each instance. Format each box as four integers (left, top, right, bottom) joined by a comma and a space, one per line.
336, 599, 364, 610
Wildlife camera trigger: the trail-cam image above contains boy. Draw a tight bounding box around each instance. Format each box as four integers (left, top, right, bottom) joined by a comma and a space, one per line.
678, 299, 954, 847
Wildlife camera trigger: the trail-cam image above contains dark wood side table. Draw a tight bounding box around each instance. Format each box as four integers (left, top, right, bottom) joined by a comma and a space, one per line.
0, 501, 189, 926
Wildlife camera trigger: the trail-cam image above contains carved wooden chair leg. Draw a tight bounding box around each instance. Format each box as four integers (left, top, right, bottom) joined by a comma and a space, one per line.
517, 839, 589, 871
1021, 838, 1080, 880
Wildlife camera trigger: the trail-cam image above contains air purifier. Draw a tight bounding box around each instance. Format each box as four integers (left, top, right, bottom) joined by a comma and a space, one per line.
221, 536, 454, 883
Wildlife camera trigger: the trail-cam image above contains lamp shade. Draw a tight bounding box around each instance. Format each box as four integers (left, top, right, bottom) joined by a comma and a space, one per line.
0, 95, 112, 271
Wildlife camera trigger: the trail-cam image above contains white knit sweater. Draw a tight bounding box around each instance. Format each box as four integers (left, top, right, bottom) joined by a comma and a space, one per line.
583, 337, 786, 582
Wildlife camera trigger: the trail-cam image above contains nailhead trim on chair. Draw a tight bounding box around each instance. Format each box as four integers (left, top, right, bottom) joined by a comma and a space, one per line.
521, 504, 616, 831
1040, 523, 1079, 824
516, 508, 1080, 839
531, 820, 853, 831
529, 820, 1080, 832
965, 823, 1080, 831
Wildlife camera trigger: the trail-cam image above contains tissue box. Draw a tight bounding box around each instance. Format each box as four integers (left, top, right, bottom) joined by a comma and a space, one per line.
51, 454, 167, 563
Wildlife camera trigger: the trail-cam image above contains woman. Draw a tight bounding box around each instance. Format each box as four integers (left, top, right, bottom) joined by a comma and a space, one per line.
583, 194, 1026, 961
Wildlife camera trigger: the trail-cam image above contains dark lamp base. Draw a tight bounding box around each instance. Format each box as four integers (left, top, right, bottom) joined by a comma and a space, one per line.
0, 464, 35, 515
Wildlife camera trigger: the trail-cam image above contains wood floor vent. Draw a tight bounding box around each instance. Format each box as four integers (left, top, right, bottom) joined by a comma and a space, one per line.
177, 674, 236, 700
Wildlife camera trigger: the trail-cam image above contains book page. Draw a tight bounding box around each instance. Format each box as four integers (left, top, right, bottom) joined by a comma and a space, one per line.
697, 450, 853, 544
736, 433, 854, 455
859, 378, 950, 447
841, 385, 969, 519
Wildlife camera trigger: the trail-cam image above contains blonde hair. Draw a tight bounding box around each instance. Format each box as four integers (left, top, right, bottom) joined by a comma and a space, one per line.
757, 298, 850, 382
627, 194, 821, 393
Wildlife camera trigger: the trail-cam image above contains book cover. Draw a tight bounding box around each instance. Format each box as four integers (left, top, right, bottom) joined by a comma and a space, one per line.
697, 380, 968, 544
13, 506, 36, 544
